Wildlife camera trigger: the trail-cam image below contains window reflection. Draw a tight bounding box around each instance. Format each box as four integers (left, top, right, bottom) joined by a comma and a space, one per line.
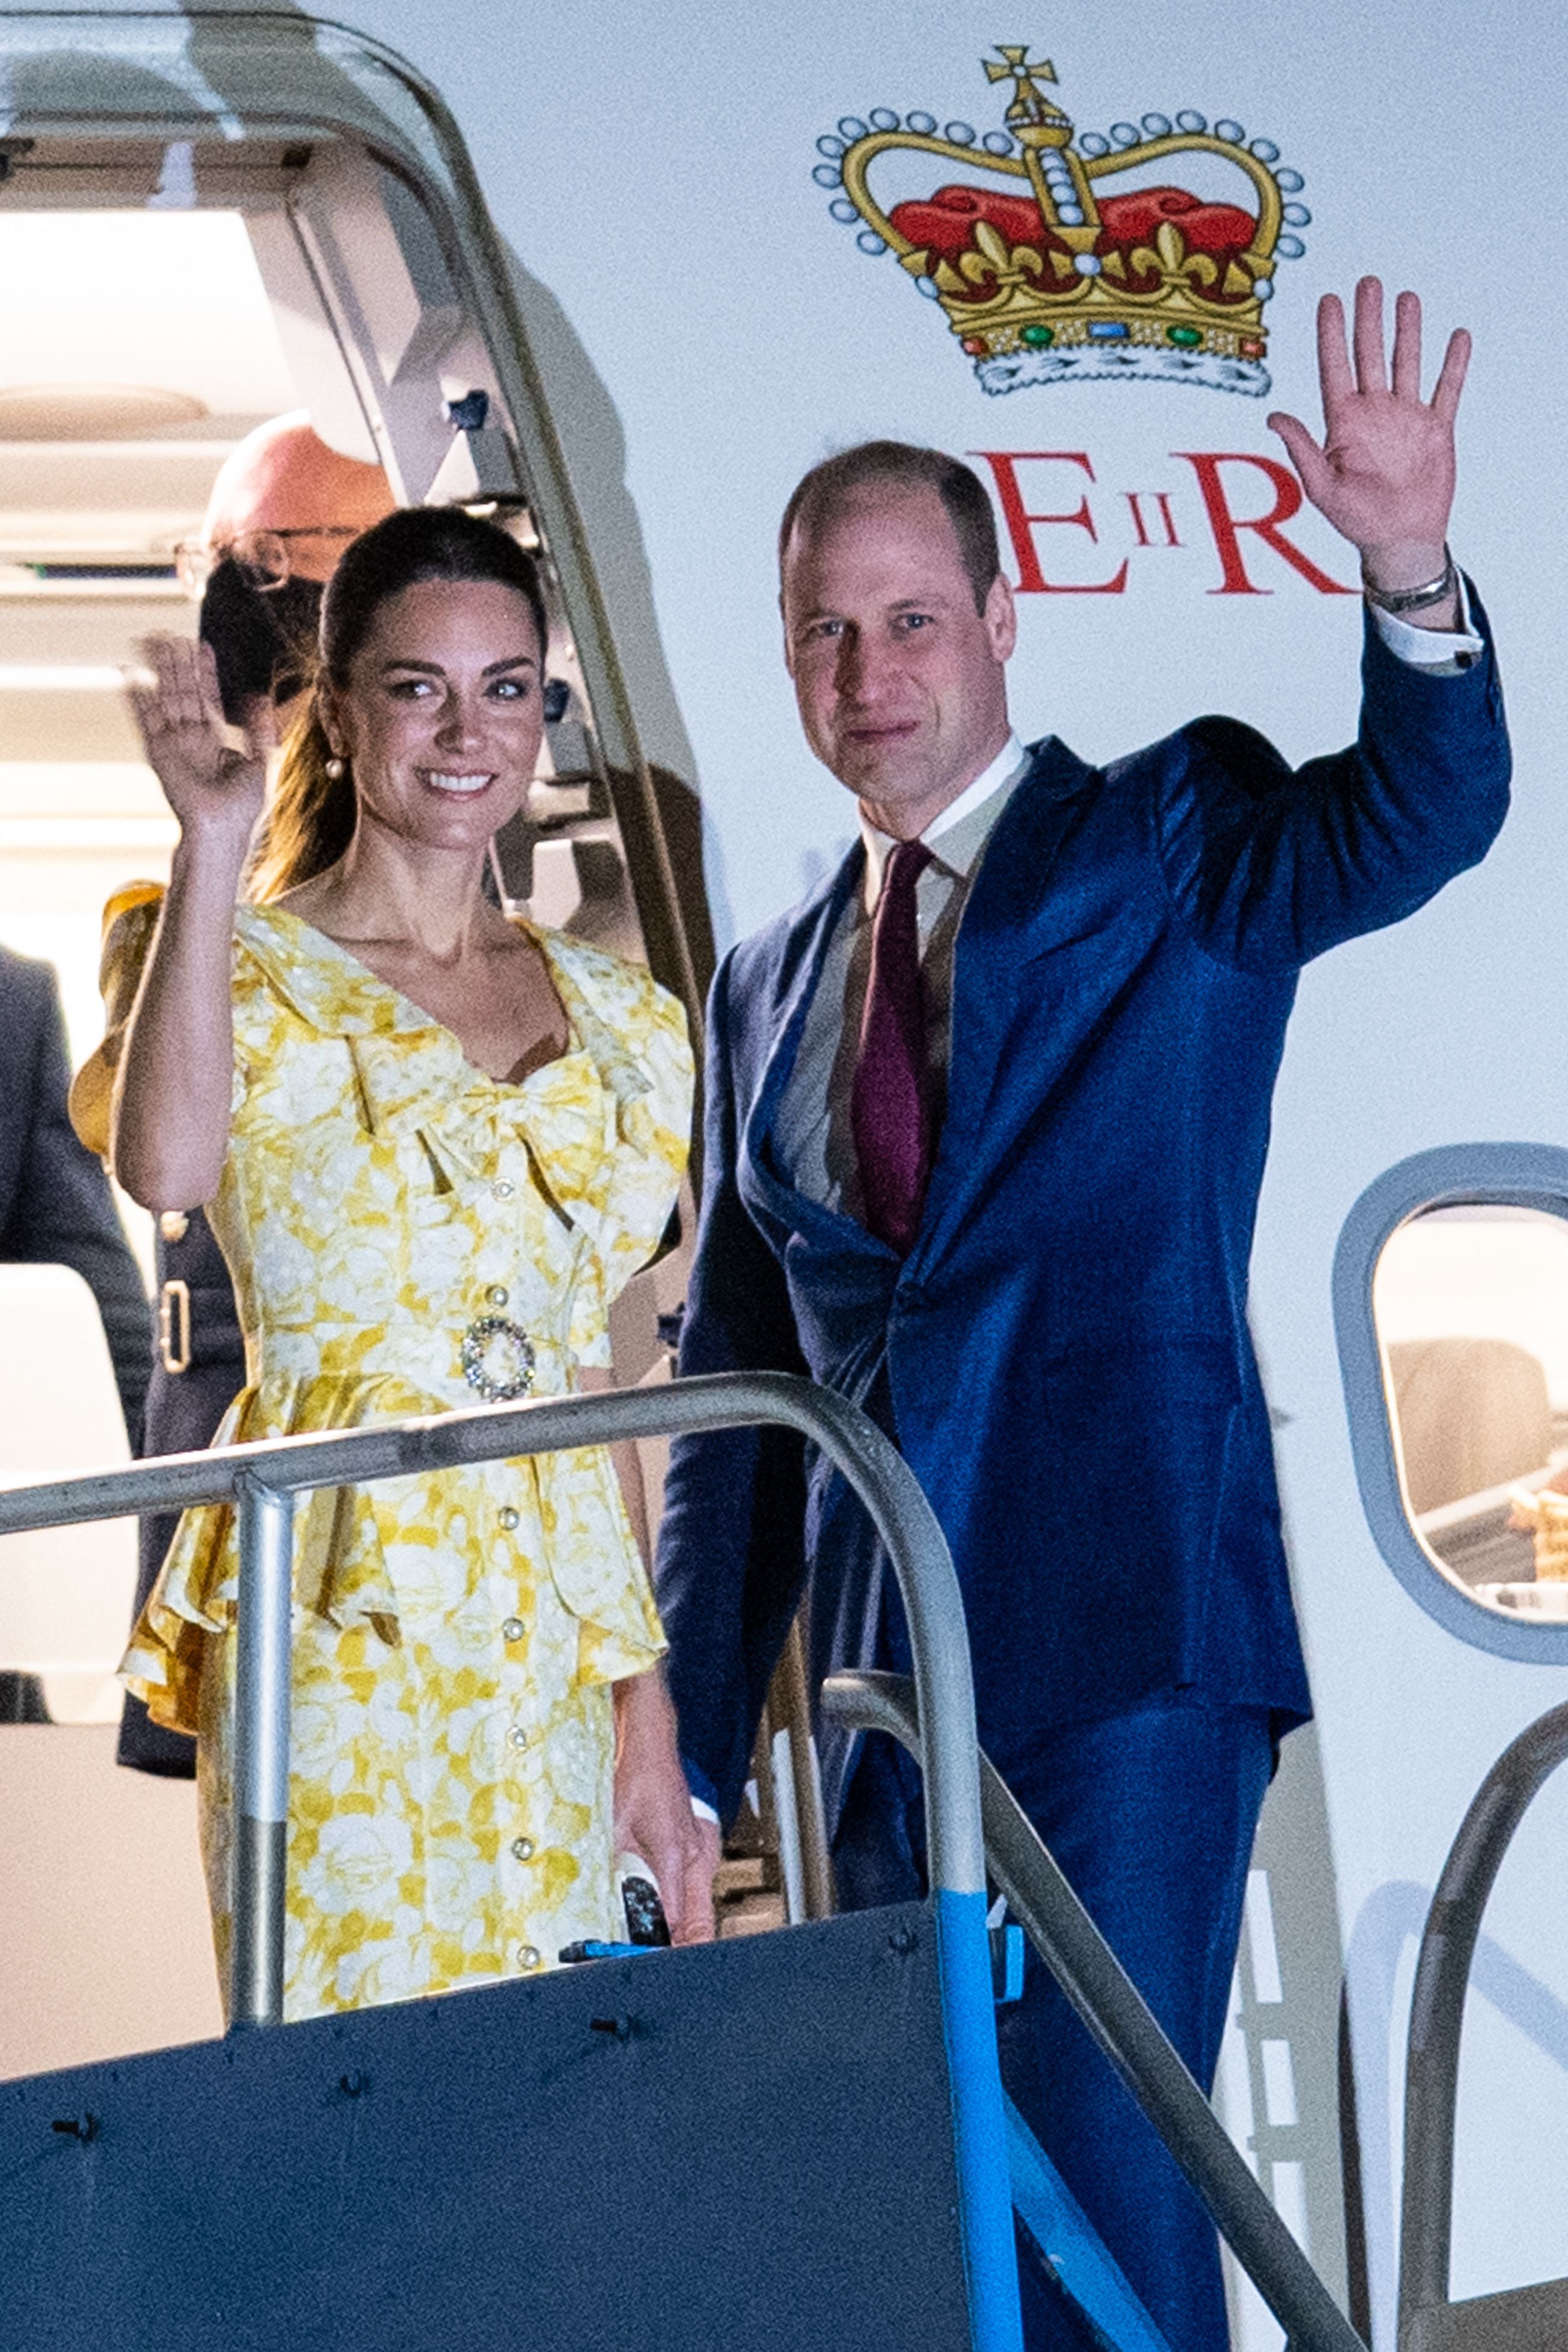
1374, 1206, 1568, 1618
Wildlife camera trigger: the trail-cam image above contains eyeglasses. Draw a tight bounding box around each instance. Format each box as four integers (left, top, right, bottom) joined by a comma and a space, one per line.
172, 526, 359, 597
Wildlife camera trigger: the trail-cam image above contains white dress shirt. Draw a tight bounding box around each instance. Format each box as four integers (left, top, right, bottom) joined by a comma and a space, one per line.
773, 592, 1485, 1216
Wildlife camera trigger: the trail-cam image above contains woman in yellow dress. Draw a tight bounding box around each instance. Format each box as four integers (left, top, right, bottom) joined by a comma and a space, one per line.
113, 505, 706, 2019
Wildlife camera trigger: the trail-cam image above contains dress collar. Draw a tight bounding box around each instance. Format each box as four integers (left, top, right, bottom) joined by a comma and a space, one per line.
232, 902, 653, 1110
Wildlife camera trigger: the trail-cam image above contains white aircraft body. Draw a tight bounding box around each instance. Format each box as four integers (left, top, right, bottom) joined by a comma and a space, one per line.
0, 8, 1564, 2349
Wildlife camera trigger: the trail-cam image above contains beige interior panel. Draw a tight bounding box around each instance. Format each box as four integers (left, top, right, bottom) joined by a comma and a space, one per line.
0, 1725, 222, 2081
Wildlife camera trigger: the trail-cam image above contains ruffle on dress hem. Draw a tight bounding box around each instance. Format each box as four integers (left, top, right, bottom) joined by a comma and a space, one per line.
121, 1369, 666, 1737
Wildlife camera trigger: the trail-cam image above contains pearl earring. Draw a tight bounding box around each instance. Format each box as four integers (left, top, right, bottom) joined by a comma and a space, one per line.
324, 756, 346, 780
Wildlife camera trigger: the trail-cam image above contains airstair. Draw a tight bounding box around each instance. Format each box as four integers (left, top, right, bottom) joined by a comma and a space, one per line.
1396, 1700, 1568, 2352
0, 1373, 1367, 2351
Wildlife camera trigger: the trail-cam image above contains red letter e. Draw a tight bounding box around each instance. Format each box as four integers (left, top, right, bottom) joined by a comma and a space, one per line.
971, 451, 1128, 593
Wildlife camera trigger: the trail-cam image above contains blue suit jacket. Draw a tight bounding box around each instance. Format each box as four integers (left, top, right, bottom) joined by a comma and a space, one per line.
654, 611, 1511, 1826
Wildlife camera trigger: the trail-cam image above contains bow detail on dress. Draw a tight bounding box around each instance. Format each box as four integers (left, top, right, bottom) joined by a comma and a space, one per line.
347, 1026, 613, 1208
230, 901, 688, 1273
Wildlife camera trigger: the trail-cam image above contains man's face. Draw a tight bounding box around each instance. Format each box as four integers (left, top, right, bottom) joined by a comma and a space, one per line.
781, 483, 1016, 839
203, 422, 395, 579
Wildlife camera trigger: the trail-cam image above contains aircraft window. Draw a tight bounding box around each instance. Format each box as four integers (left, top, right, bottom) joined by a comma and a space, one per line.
1373, 1206, 1568, 1620
1338, 1151, 1568, 1657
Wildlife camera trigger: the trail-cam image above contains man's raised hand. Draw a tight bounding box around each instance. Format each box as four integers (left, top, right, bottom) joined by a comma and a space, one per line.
1267, 277, 1469, 604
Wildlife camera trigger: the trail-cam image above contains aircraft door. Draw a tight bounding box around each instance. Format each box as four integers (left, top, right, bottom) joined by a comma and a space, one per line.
0, 8, 709, 2076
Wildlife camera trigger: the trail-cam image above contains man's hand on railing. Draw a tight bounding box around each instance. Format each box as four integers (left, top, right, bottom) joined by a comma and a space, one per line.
613, 1667, 716, 1946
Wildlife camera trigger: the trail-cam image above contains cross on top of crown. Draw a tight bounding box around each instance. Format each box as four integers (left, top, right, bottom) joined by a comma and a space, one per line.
984, 44, 1066, 130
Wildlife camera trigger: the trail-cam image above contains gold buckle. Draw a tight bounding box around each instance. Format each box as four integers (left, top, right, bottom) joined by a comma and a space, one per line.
159, 1277, 191, 1376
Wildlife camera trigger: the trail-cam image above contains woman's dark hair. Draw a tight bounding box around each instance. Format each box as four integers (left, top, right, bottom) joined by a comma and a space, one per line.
248, 505, 548, 900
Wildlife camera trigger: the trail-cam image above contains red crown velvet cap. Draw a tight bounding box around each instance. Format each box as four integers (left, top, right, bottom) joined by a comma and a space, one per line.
890, 183, 1262, 312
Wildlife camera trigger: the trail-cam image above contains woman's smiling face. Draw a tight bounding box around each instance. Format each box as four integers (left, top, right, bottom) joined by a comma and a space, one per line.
324, 575, 546, 855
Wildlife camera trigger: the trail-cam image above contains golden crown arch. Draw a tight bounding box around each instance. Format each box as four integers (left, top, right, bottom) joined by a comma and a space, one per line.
814, 43, 1307, 396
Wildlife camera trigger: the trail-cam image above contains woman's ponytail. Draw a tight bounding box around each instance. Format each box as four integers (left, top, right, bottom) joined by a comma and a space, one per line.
246, 695, 357, 901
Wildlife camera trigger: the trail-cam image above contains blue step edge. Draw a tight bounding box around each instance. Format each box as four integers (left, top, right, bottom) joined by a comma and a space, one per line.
935, 1886, 1026, 2351
1005, 2093, 1174, 2352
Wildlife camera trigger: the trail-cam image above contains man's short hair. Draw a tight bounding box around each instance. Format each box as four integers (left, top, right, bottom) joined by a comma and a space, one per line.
779, 441, 1002, 614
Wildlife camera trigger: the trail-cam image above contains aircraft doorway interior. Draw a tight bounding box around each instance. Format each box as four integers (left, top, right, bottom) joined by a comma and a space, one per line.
0, 203, 293, 1143
1, 203, 662, 1062
0, 19, 701, 1757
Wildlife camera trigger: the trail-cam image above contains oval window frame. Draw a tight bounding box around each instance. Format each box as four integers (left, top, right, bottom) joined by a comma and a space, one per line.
1335, 1143, 1568, 1662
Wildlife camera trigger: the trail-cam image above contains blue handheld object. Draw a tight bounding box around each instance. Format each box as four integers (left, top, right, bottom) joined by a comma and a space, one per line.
558, 1939, 659, 1964
990, 1922, 1025, 2006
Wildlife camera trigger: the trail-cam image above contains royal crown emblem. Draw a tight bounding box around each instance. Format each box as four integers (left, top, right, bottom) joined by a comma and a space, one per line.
814, 43, 1309, 397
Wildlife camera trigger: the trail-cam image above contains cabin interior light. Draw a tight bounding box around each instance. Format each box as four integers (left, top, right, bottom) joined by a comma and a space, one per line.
0, 665, 133, 691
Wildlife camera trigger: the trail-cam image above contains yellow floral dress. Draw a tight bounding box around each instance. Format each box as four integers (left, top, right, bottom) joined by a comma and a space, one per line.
122, 903, 692, 2022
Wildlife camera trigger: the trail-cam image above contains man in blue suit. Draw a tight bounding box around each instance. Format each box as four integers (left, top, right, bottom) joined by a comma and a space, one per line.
655, 280, 1510, 2347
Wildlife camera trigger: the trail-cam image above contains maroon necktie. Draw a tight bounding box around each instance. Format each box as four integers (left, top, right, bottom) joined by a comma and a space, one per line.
852, 838, 935, 1255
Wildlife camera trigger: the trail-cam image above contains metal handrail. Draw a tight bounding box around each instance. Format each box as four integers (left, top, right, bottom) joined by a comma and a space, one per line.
0, 1373, 987, 1968
823, 1669, 1367, 2352
1398, 1699, 1568, 2348
0, 1373, 1022, 2351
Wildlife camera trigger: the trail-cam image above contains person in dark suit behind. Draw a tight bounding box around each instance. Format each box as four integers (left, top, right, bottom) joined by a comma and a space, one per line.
654, 280, 1511, 2349
68, 413, 394, 1775
0, 943, 151, 1723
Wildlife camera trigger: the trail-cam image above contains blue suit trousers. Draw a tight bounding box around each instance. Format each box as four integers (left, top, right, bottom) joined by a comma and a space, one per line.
832, 1695, 1275, 2352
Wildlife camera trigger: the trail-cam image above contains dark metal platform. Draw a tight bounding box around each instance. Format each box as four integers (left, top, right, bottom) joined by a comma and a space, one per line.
1, 1902, 967, 2352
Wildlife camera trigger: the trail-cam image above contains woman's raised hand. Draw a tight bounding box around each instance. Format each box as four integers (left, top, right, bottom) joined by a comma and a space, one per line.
126, 634, 270, 846
113, 634, 267, 1209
